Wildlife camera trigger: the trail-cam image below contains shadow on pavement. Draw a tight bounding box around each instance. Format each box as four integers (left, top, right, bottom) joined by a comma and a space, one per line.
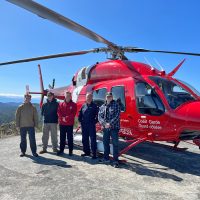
54, 151, 100, 166
26, 155, 72, 169
118, 140, 200, 178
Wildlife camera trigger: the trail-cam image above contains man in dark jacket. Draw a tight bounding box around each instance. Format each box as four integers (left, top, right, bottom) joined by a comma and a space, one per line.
57, 91, 77, 156
78, 93, 98, 159
40, 92, 59, 154
98, 92, 121, 168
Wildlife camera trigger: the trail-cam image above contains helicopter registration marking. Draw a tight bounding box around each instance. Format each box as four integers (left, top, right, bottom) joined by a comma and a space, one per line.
120, 128, 132, 136
138, 119, 162, 130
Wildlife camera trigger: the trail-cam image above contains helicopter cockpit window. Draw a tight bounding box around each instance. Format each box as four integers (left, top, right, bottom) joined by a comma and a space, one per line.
93, 88, 107, 107
81, 67, 86, 79
150, 76, 195, 109
177, 79, 200, 96
111, 86, 126, 112
135, 82, 165, 116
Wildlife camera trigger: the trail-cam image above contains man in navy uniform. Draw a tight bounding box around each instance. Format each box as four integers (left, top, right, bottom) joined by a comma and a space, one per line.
78, 93, 98, 159
98, 92, 121, 168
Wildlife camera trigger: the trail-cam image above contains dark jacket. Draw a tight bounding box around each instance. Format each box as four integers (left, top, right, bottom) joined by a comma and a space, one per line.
57, 100, 77, 126
98, 100, 120, 130
78, 102, 98, 126
41, 98, 59, 123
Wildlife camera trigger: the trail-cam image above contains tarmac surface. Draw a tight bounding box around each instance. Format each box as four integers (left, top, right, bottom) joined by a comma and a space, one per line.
0, 132, 200, 200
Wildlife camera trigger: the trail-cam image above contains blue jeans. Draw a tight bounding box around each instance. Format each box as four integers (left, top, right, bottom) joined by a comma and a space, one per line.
81, 123, 97, 155
20, 127, 37, 155
103, 128, 119, 162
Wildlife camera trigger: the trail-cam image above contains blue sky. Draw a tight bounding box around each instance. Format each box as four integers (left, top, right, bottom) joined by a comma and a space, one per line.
0, 0, 200, 96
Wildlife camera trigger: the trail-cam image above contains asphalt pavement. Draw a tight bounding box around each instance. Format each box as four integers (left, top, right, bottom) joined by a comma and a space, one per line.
0, 132, 200, 200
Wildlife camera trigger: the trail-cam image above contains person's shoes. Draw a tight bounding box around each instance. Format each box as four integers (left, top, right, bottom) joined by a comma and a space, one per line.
20, 152, 25, 157
99, 158, 110, 164
113, 162, 119, 168
53, 149, 59, 153
81, 153, 90, 157
33, 153, 39, 157
91, 153, 97, 159
39, 149, 47, 154
92, 155, 97, 159
69, 150, 73, 156
57, 151, 64, 156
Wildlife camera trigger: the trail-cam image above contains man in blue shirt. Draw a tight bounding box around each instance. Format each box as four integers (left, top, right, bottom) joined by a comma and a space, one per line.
78, 93, 98, 159
98, 92, 121, 168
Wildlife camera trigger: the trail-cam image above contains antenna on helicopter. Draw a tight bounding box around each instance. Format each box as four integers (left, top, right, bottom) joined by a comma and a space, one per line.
153, 58, 166, 75
49, 79, 55, 89
153, 58, 164, 71
144, 57, 154, 70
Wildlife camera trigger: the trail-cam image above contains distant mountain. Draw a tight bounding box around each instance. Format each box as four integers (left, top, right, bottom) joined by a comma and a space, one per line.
0, 96, 40, 103
0, 102, 42, 125
0, 102, 19, 125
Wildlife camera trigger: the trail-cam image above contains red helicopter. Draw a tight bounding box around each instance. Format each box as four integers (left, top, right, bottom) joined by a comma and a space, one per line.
1, 0, 200, 156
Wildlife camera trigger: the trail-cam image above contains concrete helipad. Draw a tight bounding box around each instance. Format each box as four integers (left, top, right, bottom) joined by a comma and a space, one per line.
0, 132, 200, 200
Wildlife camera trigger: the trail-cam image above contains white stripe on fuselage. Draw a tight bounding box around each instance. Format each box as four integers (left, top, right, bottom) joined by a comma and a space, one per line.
72, 86, 84, 103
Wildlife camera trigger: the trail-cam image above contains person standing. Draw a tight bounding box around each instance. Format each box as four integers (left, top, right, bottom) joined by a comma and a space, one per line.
98, 92, 121, 168
39, 92, 59, 154
78, 93, 98, 159
15, 94, 39, 157
57, 91, 77, 156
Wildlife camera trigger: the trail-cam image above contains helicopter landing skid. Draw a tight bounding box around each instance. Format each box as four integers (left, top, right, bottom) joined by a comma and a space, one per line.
172, 146, 188, 151
171, 141, 188, 151
119, 137, 147, 156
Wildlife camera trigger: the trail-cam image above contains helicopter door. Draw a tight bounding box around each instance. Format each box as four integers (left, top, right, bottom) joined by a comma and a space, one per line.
110, 85, 134, 137
135, 82, 170, 139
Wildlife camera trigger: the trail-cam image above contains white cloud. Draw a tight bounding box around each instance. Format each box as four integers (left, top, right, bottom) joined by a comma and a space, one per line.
0, 93, 40, 98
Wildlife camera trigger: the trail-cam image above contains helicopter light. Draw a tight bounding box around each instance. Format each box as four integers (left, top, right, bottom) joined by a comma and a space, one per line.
160, 70, 166, 76
147, 132, 154, 141
151, 67, 155, 73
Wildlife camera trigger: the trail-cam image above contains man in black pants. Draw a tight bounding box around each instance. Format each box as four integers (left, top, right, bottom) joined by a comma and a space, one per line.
57, 91, 77, 156
78, 93, 98, 159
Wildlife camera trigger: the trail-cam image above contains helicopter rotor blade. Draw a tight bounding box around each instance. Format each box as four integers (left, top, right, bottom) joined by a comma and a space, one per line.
125, 47, 200, 56
7, 0, 116, 50
0, 49, 98, 66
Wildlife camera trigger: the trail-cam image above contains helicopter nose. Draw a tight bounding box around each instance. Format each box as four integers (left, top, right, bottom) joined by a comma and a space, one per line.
177, 101, 200, 123
175, 101, 200, 140
186, 101, 200, 121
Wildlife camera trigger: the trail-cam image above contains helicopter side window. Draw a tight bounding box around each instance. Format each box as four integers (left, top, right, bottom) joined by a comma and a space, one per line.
93, 88, 107, 107
81, 67, 86, 79
111, 86, 126, 112
135, 82, 165, 116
